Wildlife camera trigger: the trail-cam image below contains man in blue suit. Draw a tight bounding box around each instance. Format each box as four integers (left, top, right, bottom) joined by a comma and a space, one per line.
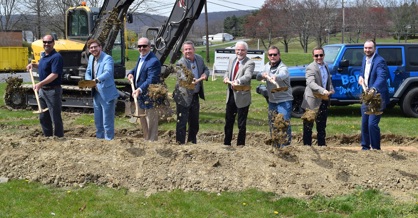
358, 39, 389, 150
127, 37, 161, 141
85, 39, 119, 140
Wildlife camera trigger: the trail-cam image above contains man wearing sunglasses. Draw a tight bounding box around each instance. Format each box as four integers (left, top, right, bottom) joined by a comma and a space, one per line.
26, 34, 64, 138
256, 45, 293, 147
127, 37, 161, 141
85, 39, 119, 140
301, 47, 334, 146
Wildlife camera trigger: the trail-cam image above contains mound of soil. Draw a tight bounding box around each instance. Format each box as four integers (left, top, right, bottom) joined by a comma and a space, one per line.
0, 112, 417, 202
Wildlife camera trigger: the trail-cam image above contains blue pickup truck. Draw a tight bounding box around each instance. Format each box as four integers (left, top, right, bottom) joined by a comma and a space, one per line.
257, 43, 418, 118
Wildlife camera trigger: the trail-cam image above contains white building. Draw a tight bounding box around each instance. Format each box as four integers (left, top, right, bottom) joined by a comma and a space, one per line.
202, 33, 234, 42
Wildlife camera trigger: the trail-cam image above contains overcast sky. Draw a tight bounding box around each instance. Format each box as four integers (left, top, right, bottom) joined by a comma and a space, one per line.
145, 0, 264, 16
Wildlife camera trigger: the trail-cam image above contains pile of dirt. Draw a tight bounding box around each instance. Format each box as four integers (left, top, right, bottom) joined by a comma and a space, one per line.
0, 112, 417, 202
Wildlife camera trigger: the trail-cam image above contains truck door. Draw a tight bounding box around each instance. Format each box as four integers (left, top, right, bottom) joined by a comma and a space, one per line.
376, 46, 405, 98
332, 48, 364, 101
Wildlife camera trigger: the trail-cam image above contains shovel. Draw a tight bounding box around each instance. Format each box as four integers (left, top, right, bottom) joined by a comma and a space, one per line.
129, 78, 149, 140
29, 69, 48, 114
226, 80, 251, 91
267, 76, 288, 93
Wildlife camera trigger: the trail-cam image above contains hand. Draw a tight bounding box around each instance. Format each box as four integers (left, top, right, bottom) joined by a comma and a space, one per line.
132, 88, 141, 98
33, 83, 42, 92
223, 77, 230, 84
358, 76, 364, 85
323, 90, 331, 96
127, 74, 133, 81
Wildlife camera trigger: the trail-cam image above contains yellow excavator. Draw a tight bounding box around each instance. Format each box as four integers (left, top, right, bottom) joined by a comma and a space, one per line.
5, 0, 206, 113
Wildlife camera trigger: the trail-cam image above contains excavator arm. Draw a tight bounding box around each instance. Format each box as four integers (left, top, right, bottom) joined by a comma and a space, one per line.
148, 0, 206, 78
81, 0, 135, 65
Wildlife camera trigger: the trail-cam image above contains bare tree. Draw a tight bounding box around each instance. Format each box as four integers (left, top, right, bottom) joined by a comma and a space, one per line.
0, 0, 21, 30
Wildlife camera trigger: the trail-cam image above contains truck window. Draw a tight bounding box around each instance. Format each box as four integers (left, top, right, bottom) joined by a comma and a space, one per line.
377, 48, 402, 66
342, 48, 363, 66
407, 47, 418, 66
324, 46, 341, 64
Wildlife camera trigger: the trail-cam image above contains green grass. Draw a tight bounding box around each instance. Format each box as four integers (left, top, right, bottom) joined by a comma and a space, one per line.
0, 180, 417, 217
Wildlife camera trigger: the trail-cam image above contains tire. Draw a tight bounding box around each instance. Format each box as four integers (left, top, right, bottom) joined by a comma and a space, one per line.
291, 86, 305, 118
400, 87, 418, 118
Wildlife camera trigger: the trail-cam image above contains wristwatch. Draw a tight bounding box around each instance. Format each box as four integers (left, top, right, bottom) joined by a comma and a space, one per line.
94, 78, 99, 83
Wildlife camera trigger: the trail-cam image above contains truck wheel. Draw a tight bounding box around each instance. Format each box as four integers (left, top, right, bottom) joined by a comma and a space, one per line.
291, 86, 305, 118
400, 87, 418, 118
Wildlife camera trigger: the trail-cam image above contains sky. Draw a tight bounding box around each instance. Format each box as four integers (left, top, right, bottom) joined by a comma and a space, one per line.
146, 0, 265, 17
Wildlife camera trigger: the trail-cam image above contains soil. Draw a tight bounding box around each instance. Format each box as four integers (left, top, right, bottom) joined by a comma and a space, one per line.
0, 111, 417, 202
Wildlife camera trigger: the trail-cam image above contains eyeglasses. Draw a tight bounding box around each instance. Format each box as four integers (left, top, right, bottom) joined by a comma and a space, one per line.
137, 44, 148, 48
89, 45, 99, 50
314, 54, 324, 57
268, 53, 278, 57
43, 40, 54, 44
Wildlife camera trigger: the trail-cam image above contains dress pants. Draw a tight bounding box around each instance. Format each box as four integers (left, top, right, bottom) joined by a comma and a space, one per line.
224, 89, 249, 146
176, 94, 200, 144
303, 100, 328, 146
93, 93, 116, 140
360, 104, 382, 150
139, 107, 159, 141
39, 87, 64, 137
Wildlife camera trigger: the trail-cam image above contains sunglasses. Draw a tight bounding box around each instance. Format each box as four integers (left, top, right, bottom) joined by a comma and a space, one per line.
268, 53, 278, 57
43, 40, 54, 44
137, 44, 148, 48
314, 54, 324, 57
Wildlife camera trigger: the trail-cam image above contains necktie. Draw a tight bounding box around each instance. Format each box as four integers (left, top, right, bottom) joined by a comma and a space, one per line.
232, 61, 239, 80
93, 59, 98, 79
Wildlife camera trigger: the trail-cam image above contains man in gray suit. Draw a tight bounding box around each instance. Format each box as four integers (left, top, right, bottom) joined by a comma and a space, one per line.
173, 41, 209, 144
223, 41, 255, 146
301, 47, 334, 146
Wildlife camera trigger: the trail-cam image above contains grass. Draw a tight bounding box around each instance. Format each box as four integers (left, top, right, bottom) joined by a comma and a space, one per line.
0, 180, 417, 217
1, 36, 418, 217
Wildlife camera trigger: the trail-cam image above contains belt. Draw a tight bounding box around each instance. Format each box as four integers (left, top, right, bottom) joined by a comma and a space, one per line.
42, 85, 61, 90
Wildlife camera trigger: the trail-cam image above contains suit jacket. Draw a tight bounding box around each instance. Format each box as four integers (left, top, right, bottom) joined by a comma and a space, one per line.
173, 54, 209, 107
301, 61, 334, 110
224, 56, 255, 108
127, 52, 161, 109
85, 51, 119, 103
360, 53, 389, 110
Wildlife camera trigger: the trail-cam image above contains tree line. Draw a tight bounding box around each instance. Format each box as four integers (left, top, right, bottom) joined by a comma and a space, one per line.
225, 0, 417, 52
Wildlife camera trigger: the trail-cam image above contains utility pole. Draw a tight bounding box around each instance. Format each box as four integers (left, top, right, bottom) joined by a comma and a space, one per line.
341, 0, 345, 44
204, 0, 210, 63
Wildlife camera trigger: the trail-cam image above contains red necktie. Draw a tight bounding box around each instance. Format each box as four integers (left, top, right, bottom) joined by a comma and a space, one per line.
232, 61, 239, 80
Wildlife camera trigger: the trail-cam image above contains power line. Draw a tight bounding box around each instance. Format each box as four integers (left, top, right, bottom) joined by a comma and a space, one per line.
209, 0, 260, 10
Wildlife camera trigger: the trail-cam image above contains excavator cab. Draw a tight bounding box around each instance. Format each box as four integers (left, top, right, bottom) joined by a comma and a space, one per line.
66, 3, 99, 41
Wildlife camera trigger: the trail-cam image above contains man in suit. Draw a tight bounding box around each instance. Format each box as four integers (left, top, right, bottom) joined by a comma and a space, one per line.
85, 39, 119, 140
223, 41, 255, 146
173, 41, 209, 144
358, 39, 389, 150
127, 37, 161, 141
256, 45, 293, 147
301, 47, 334, 146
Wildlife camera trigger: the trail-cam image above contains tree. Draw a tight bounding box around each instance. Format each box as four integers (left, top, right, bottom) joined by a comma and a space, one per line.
244, 0, 296, 52
0, 0, 20, 30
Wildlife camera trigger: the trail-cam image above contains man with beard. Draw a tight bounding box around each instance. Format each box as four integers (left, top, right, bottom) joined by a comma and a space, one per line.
257, 45, 293, 147
26, 34, 64, 137
358, 39, 389, 150
85, 39, 119, 140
